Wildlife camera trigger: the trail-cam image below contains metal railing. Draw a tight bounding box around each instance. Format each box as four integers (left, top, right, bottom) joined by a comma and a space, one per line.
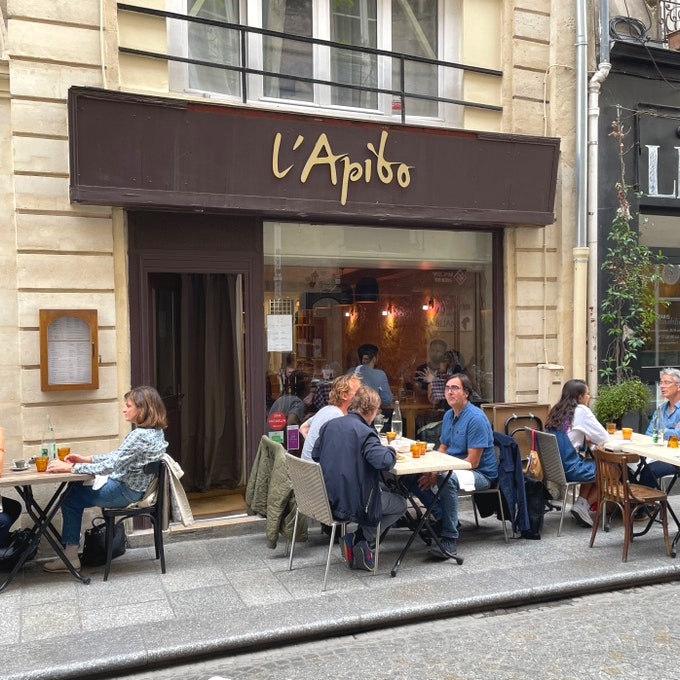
117, 3, 502, 124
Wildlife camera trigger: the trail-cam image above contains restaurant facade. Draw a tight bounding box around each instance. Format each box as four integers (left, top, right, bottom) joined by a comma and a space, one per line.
0, 1, 578, 528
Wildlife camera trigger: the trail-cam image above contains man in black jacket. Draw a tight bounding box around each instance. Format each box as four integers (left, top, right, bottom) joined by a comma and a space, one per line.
312, 386, 406, 571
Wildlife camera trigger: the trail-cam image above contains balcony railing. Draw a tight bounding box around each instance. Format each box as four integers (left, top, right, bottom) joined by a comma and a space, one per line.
117, 3, 502, 124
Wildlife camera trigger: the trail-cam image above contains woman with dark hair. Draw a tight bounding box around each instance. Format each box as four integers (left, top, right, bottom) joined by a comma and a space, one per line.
43, 385, 169, 572
545, 379, 608, 527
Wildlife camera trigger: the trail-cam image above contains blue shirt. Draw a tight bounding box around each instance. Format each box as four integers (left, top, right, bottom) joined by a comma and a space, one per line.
645, 399, 680, 440
353, 365, 394, 407
439, 403, 498, 481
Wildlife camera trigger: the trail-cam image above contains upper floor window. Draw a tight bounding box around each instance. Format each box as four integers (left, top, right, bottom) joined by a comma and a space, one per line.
169, 1, 461, 123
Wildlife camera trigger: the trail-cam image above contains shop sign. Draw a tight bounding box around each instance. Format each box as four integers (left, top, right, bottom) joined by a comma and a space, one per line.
638, 105, 680, 205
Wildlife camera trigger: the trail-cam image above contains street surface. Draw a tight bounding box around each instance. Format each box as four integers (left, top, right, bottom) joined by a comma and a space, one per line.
116, 581, 680, 680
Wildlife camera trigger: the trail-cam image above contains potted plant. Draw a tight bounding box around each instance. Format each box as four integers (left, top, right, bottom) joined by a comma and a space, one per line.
593, 377, 650, 428
596, 120, 665, 428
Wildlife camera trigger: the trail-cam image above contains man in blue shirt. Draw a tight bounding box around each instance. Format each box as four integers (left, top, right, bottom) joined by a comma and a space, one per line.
353, 344, 394, 410
641, 367, 680, 488
409, 373, 498, 559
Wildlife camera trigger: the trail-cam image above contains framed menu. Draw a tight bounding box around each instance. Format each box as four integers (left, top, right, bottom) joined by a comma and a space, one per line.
40, 309, 99, 391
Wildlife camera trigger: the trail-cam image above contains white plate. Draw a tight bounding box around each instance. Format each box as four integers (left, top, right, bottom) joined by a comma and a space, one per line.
11, 466, 31, 472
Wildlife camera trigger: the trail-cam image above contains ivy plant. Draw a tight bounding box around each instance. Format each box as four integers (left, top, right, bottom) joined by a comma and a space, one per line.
599, 120, 665, 385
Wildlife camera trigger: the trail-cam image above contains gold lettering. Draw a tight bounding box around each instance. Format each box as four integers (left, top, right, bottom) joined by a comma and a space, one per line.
366, 131, 394, 184
272, 132, 293, 178
340, 158, 364, 206
301, 133, 345, 185
396, 163, 412, 188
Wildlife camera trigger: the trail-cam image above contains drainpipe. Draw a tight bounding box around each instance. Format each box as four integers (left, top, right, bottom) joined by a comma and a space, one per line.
573, 0, 589, 381
586, 1, 611, 398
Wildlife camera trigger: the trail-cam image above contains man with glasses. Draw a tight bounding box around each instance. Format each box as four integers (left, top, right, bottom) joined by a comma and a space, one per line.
408, 373, 498, 559
640, 367, 680, 488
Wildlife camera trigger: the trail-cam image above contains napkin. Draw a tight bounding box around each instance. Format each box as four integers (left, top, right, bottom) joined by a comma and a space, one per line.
453, 470, 476, 491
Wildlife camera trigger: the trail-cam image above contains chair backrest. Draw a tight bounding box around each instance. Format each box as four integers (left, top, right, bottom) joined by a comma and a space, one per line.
285, 453, 335, 526
534, 430, 568, 486
135, 460, 167, 511
593, 447, 639, 503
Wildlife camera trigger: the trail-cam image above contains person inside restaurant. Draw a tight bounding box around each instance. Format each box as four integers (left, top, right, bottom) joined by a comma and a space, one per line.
639, 367, 680, 489
352, 344, 394, 411
299, 373, 362, 461
405, 373, 498, 560
414, 338, 448, 393
311, 385, 406, 572
420, 349, 466, 410
544, 379, 604, 528
43, 385, 168, 573
268, 375, 307, 426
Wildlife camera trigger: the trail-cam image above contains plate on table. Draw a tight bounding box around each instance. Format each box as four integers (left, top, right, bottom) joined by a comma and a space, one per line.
11, 466, 31, 472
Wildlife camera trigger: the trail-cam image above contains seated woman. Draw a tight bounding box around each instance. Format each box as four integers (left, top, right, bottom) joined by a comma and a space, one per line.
44, 385, 168, 572
545, 379, 609, 528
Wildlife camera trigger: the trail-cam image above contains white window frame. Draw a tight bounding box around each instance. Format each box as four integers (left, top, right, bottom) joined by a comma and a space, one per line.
167, 0, 463, 126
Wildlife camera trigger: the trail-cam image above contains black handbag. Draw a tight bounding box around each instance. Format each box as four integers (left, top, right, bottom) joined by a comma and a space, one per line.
0, 529, 38, 571
81, 517, 126, 567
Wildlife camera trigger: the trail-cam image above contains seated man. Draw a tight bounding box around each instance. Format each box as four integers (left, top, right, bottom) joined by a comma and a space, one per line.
406, 373, 498, 559
311, 386, 406, 571
299, 373, 361, 461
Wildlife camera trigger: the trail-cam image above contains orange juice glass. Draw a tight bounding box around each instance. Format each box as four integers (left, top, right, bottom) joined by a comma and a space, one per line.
410, 443, 420, 458
58, 447, 70, 461
35, 456, 48, 472
622, 427, 633, 441
386, 432, 397, 444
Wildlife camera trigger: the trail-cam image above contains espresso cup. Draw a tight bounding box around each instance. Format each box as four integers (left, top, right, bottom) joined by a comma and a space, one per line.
13, 459, 27, 469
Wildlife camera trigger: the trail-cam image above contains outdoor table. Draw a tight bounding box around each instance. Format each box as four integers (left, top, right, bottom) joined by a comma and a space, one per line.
604, 432, 680, 556
0, 468, 93, 593
388, 440, 471, 576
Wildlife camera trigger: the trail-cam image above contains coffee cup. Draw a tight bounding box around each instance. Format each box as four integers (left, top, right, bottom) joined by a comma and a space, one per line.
13, 459, 27, 470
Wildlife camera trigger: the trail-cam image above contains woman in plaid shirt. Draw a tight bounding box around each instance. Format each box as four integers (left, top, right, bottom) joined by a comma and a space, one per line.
43, 386, 168, 573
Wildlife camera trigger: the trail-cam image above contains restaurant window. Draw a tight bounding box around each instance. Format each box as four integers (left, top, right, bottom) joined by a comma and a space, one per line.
169, 1, 461, 122
263, 222, 495, 434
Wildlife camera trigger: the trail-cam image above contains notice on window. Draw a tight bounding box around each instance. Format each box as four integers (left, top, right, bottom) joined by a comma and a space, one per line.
267, 314, 293, 352
47, 317, 92, 385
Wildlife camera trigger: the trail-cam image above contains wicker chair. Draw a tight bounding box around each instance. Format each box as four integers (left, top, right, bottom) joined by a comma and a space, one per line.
589, 447, 671, 562
284, 453, 380, 591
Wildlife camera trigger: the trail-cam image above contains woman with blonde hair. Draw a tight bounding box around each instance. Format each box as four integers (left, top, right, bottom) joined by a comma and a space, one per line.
300, 373, 361, 461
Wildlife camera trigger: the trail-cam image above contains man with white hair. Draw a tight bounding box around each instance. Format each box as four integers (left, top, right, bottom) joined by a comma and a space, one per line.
640, 367, 680, 488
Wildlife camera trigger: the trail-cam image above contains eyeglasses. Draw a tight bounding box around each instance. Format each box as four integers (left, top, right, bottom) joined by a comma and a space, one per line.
660, 380, 679, 386
445, 385, 462, 392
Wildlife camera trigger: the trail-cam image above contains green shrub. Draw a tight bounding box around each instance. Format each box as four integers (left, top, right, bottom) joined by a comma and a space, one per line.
594, 378, 650, 425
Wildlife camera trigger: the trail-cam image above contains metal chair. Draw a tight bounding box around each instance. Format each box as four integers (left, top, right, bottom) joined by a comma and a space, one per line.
101, 460, 167, 581
462, 441, 509, 542
533, 430, 580, 536
285, 453, 383, 591
590, 447, 671, 562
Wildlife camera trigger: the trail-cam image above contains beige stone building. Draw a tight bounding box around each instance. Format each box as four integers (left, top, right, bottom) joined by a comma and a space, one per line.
0, 1, 583, 529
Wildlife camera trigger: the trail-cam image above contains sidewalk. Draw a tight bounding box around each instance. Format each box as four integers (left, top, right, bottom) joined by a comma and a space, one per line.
3, 497, 680, 680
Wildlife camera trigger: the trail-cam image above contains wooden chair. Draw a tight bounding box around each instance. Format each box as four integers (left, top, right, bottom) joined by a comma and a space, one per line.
284, 453, 379, 591
533, 430, 580, 536
101, 460, 167, 581
589, 447, 671, 562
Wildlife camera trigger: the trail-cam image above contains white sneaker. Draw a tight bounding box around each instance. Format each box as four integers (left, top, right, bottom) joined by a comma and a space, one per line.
570, 498, 593, 527
43, 557, 81, 573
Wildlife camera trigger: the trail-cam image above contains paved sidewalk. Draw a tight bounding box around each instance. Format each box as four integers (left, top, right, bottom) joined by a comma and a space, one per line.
3, 498, 680, 680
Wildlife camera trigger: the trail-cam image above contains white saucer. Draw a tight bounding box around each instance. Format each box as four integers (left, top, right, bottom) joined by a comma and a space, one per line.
11, 466, 30, 472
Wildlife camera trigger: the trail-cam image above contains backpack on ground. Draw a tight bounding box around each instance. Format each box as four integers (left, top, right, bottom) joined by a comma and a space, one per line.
522, 477, 550, 540
0, 529, 38, 571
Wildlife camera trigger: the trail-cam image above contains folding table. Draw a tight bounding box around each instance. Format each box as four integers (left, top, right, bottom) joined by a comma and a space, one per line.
0, 469, 93, 593
388, 445, 471, 576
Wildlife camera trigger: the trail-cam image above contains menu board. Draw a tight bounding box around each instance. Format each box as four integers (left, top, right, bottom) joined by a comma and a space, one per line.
48, 317, 92, 384
40, 309, 99, 391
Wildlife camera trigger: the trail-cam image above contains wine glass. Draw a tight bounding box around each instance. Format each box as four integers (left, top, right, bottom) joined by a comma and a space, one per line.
374, 412, 386, 433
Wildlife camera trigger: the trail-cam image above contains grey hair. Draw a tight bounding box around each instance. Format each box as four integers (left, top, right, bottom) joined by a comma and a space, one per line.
660, 368, 680, 383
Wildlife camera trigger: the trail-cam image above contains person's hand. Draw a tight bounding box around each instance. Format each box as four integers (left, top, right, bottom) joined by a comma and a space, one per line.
47, 459, 73, 474
416, 368, 436, 384
417, 472, 438, 490
65, 453, 89, 464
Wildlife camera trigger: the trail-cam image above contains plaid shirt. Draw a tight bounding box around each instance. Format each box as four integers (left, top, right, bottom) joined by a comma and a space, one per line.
73, 427, 168, 493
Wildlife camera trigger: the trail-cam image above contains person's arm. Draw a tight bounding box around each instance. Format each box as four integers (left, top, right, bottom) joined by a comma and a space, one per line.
574, 405, 609, 445
299, 416, 313, 440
